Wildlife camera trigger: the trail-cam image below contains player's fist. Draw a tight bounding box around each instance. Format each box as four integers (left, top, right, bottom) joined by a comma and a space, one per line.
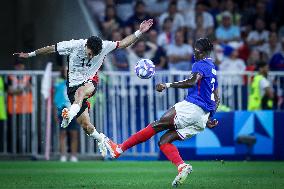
206, 119, 218, 129
139, 19, 153, 33
156, 83, 166, 92
13, 52, 29, 58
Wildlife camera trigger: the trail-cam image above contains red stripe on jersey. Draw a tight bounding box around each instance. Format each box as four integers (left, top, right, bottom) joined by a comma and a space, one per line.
90, 73, 99, 83
116, 41, 120, 49
86, 101, 90, 110
198, 79, 201, 95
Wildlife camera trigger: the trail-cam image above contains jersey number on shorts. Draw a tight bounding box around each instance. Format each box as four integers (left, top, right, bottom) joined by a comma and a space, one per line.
211, 78, 215, 101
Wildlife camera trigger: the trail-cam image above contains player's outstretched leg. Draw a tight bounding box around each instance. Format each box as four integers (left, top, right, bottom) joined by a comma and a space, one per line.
61, 82, 95, 128
158, 130, 192, 187
104, 107, 177, 158
76, 109, 107, 157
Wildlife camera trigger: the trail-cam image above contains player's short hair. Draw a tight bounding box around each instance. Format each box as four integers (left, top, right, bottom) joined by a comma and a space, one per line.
86, 36, 103, 56
194, 38, 213, 53
256, 61, 268, 70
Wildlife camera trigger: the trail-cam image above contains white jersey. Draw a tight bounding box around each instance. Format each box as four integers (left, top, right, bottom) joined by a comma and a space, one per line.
56, 39, 119, 87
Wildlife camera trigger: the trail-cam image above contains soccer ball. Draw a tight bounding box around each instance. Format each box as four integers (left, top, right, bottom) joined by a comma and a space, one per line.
135, 59, 155, 79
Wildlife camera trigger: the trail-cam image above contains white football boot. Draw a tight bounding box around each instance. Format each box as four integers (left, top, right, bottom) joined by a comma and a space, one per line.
97, 133, 108, 157
61, 108, 70, 128
172, 163, 193, 187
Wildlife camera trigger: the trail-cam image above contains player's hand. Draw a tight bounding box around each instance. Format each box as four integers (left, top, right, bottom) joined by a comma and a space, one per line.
207, 119, 218, 129
13, 52, 29, 58
139, 19, 153, 33
156, 83, 166, 92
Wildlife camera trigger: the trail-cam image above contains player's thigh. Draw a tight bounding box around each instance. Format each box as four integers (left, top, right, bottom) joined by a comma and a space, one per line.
158, 130, 181, 146
152, 107, 176, 132
75, 82, 96, 99
174, 101, 209, 140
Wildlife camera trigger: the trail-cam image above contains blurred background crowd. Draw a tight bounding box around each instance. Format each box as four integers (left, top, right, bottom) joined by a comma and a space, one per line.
86, 0, 284, 73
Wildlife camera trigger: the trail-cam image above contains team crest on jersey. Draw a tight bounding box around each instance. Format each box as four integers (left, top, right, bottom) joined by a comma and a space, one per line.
212, 69, 217, 75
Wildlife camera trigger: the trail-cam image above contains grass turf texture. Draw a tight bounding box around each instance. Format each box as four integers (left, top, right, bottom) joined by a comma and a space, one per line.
0, 161, 283, 189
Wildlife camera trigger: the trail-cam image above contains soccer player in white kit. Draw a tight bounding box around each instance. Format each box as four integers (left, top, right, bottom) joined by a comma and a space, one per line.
13, 19, 154, 156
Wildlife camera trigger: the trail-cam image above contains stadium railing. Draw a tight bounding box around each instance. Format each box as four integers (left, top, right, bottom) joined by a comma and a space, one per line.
0, 70, 283, 159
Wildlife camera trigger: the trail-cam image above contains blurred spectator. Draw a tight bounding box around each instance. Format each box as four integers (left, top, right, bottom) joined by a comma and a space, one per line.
110, 30, 129, 71
184, 2, 214, 34
187, 14, 212, 45
269, 37, 284, 71
116, 0, 134, 22
166, 29, 193, 71
247, 18, 269, 51
148, 29, 167, 70
157, 17, 174, 48
216, 11, 240, 43
216, 0, 241, 26
143, 0, 168, 17
86, 0, 106, 22
127, 39, 157, 72
7, 62, 32, 115
54, 67, 79, 162
7, 62, 33, 153
219, 46, 246, 85
250, 1, 271, 29
244, 49, 260, 85
208, 0, 221, 26
0, 76, 7, 128
246, 49, 260, 72
101, 5, 123, 39
177, 0, 197, 16
260, 32, 281, 59
125, 1, 152, 32
159, 1, 185, 33
248, 61, 275, 110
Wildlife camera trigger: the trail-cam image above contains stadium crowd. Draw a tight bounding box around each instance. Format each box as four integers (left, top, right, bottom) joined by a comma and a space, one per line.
86, 0, 284, 72
85, 0, 284, 110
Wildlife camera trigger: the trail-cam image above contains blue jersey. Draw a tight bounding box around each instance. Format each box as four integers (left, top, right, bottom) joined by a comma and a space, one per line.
185, 58, 218, 114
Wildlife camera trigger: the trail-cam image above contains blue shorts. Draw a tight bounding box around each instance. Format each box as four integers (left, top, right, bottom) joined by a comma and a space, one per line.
58, 107, 80, 131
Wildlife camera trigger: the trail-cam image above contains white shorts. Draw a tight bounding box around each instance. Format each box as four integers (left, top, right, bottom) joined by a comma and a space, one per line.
174, 101, 210, 140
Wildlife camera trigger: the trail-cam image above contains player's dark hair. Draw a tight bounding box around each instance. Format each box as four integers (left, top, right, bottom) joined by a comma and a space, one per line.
86, 36, 103, 56
256, 61, 268, 70
195, 38, 214, 53
135, 0, 145, 9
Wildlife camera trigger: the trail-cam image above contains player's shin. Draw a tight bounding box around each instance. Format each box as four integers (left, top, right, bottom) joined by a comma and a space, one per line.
68, 104, 80, 121
121, 124, 156, 151
160, 143, 184, 167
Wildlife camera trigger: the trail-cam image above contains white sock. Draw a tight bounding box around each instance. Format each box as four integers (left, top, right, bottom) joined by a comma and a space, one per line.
68, 104, 80, 121
178, 163, 187, 170
89, 129, 103, 142
117, 147, 123, 153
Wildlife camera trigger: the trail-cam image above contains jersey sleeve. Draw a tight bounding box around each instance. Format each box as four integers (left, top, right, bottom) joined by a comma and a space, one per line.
102, 40, 119, 54
191, 62, 205, 76
56, 39, 85, 55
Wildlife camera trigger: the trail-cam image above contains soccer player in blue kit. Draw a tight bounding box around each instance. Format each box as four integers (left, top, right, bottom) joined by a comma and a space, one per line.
105, 38, 220, 187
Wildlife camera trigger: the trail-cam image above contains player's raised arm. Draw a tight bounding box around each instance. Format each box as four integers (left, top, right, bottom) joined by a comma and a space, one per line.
156, 72, 202, 92
13, 45, 56, 58
118, 19, 153, 49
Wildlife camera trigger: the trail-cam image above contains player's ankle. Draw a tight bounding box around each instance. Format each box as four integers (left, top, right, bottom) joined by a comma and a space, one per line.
177, 162, 186, 170
116, 146, 123, 153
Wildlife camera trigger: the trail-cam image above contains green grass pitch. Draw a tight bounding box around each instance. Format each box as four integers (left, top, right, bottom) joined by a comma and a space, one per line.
0, 161, 283, 189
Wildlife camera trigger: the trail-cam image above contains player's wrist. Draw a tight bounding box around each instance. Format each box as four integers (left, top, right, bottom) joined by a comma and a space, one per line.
28, 51, 36, 57
165, 83, 172, 88
134, 30, 142, 38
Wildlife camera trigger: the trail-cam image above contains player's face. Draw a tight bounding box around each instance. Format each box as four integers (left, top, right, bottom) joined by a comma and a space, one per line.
193, 47, 203, 61
85, 46, 94, 59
